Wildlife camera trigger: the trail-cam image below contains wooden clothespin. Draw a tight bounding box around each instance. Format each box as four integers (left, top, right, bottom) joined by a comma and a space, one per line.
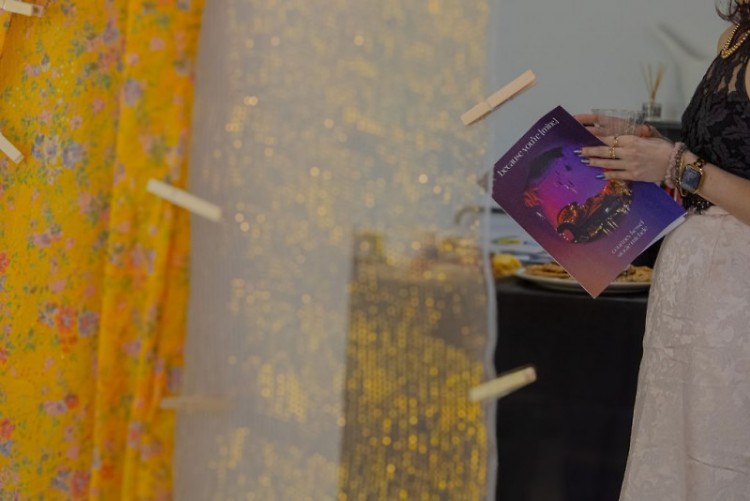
468, 365, 536, 402
146, 179, 223, 222
461, 70, 537, 126
1, 0, 44, 17
0, 132, 23, 164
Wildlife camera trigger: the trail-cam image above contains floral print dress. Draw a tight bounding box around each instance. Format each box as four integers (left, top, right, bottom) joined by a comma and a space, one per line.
0, 1, 203, 499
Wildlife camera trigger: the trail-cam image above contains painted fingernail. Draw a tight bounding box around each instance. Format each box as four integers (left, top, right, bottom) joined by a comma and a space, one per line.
595, 173, 605, 179
580, 158, 590, 165
573, 149, 583, 155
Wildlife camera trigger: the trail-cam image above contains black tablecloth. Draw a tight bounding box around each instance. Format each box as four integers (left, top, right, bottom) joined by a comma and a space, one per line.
494, 277, 648, 501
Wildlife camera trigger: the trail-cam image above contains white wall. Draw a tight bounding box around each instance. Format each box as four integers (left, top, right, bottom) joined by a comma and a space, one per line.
486, 0, 726, 166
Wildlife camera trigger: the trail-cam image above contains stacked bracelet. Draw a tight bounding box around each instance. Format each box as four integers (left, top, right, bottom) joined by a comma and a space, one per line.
665, 142, 688, 189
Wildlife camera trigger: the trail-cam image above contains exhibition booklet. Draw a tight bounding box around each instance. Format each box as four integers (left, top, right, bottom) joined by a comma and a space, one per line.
492, 106, 686, 297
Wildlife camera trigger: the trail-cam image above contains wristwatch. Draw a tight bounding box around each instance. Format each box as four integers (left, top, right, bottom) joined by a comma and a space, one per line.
679, 158, 706, 194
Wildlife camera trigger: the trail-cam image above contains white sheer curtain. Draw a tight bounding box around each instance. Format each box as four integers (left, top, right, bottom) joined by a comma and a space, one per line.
174, 0, 495, 498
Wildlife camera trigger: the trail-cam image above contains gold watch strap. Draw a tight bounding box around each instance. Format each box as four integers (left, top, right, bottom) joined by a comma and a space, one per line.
679, 158, 706, 196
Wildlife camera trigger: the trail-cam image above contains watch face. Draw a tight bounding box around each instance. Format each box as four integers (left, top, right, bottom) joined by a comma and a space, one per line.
680, 165, 703, 193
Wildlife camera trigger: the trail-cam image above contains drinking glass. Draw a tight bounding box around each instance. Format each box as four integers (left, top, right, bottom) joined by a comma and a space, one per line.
591, 108, 643, 137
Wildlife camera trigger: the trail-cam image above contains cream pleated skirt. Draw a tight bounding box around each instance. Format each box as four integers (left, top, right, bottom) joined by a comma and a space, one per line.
619, 206, 750, 500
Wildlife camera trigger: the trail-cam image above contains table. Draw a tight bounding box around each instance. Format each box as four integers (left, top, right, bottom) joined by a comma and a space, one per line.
651, 120, 682, 142
494, 277, 648, 501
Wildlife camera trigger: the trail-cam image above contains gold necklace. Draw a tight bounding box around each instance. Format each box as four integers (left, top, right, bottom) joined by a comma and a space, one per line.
721, 24, 750, 58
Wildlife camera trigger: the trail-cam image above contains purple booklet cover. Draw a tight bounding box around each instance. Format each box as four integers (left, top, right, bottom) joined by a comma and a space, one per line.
492, 106, 686, 297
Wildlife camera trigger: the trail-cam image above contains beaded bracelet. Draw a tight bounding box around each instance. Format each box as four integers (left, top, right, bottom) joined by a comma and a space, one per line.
665, 142, 687, 189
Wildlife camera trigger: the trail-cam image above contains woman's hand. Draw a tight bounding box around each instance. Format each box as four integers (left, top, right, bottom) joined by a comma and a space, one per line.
578, 135, 673, 183
573, 113, 658, 139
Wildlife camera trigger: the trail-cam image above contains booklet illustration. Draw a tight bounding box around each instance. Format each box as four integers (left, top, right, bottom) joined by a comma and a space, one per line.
492, 105, 686, 297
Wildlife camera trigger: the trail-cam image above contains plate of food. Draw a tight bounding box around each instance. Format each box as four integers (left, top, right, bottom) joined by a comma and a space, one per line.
514, 261, 652, 294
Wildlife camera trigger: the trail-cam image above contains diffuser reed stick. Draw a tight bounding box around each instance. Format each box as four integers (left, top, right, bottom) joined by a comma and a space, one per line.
641, 62, 666, 104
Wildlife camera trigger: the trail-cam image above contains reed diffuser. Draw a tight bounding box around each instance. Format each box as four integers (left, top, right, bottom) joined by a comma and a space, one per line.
641, 62, 666, 120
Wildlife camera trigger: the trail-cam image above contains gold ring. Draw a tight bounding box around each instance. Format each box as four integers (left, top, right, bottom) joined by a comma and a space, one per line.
613, 136, 619, 148
609, 146, 617, 159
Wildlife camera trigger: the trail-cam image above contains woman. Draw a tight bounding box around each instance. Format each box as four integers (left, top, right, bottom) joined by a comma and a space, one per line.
576, 1, 750, 499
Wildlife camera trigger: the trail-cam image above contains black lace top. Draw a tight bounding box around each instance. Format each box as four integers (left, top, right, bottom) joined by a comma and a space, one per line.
681, 30, 750, 211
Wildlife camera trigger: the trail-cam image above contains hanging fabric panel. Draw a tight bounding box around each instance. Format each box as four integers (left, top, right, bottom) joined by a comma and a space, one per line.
0, 1, 204, 499
176, 0, 495, 498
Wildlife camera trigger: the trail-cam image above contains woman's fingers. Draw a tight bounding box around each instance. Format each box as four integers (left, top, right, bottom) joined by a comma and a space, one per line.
579, 135, 634, 158
576, 135, 671, 183
577, 138, 636, 180
583, 153, 644, 182
574, 113, 598, 124
597, 169, 637, 181
580, 145, 620, 159
584, 126, 602, 136
584, 158, 629, 171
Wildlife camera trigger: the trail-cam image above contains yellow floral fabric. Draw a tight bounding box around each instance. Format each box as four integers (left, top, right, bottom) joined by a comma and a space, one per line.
0, 1, 203, 499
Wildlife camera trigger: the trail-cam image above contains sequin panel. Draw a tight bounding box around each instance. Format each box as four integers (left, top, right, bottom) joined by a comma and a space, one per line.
175, 0, 491, 498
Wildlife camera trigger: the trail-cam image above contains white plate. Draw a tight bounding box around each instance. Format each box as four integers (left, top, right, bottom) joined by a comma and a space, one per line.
513, 268, 650, 295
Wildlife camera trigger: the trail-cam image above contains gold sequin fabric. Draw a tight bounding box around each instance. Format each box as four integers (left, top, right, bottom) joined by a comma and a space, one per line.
175, 0, 493, 498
